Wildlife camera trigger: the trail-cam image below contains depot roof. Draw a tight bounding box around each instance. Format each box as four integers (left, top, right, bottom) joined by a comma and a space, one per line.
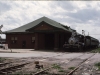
4, 16, 73, 33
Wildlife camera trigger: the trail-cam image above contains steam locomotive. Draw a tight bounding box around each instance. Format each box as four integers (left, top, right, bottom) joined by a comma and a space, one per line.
63, 30, 99, 51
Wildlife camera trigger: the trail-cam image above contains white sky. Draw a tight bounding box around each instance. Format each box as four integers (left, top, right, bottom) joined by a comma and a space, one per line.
0, 1, 100, 41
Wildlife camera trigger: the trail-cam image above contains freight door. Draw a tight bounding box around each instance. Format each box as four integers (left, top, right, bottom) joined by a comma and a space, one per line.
45, 33, 54, 49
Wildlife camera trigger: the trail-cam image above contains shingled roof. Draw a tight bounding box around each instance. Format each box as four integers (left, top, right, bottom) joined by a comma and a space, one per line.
4, 16, 72, 33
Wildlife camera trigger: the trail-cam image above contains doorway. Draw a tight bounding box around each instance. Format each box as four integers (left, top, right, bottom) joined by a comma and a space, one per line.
22, 41, 26, 48
45, 33, 54, 49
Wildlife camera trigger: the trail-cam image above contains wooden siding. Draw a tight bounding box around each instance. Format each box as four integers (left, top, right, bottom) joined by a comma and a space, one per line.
6, 33, 35, 49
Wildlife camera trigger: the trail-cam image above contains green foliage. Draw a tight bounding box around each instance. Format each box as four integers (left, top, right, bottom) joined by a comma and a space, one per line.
14, 72, 22, 75
91, 48, 100, 53
52, 64, 61, 69
95, 62, 100, 70
58, 69, 65, 72
24, 74, 32, 75
68, 67, 75, 70
14, 72, 32, 75
0, 57, 6, 62
52, 64, 65, 73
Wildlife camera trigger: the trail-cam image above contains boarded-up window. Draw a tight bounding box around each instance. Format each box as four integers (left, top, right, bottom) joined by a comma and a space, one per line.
11, 37, 17, 44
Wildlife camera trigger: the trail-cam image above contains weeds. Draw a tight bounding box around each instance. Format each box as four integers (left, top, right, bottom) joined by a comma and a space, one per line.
94, 62, 100, 70
91, 48, 100, 53
52, 64, 61, 69
14, 72, 32, 75
52, 64, 65, 73
58, 69, 65, 72
68, 67, 75, 70
0, 57, 6, 62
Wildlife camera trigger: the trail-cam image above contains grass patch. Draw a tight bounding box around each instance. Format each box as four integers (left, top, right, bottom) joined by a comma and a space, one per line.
0, 57, 6, 62
14, 72, 32, 75
68, 67, 75, 70
52, 64, 62, 69
94, 62, 100, 70
91, 48, 100, 53
52, 64, 65, 72
58, 69, 65, 72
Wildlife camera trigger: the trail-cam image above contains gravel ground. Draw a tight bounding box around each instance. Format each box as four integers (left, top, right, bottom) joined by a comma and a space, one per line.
73, 64, 100, 75
0, 49, 100, 75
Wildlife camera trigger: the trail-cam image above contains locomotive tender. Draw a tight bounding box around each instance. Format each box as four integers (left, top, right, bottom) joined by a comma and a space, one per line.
63, 30, 99, 51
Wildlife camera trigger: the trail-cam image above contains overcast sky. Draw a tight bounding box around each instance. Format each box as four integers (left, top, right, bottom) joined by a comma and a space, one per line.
0, 1, 100, 41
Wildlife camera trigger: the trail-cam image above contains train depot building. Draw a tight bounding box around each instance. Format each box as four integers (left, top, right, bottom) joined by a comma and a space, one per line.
4, 17, 74, 50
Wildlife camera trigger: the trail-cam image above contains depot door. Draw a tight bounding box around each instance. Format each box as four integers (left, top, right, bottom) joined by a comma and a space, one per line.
45, 34, 54, 49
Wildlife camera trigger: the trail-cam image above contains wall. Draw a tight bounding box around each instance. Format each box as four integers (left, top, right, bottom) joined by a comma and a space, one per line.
6, 33, 35, 49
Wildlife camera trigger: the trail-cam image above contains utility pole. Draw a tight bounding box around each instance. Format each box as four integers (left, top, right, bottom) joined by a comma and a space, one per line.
88, 32, 89, 36
0, 25, 3, 34
82, 30, 85, 49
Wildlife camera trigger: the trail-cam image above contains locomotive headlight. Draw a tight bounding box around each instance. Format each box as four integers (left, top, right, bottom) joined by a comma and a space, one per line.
70, 40, 74, 44
68, 37, 75, 45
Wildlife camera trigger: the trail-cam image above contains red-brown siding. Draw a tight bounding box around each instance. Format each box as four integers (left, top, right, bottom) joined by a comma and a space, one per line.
6, 33, 35, 49
6, 22, 71, 50
34, 24, 54, 30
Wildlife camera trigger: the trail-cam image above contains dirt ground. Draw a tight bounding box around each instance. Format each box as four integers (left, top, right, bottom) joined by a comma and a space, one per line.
0, 49, 100, 75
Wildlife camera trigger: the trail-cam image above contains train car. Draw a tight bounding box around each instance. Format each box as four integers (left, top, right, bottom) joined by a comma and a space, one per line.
63, 31, 99, 51
84, 36, 91, 48
86, 36, 99, 48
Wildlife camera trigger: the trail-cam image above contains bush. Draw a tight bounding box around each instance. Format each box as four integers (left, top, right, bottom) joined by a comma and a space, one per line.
95, 62, 100, 70
91, 48, 100, 53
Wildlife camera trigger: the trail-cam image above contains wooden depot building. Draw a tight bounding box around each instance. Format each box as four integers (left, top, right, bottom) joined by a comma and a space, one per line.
4, 17, 73, 50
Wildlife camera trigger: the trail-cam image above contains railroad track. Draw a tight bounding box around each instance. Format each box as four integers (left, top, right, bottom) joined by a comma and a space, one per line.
0, 62, 11, 67
0, 53, 69, 75
0, 62, 30, 75
66, 53, 96, 75
0, 53, 96, 75
32, 53, 96, 75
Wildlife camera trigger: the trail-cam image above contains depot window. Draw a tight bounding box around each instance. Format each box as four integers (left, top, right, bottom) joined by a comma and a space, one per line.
11, 37, 17, 44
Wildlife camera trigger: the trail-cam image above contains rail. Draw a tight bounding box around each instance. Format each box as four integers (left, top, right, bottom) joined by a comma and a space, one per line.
0, 62, 30, 74
32, 53, 88, 75
67, 53, 96, 75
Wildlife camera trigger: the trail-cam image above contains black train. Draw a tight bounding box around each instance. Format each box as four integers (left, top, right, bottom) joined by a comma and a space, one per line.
63, 31, 99, 51
86, 36, 99, 48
